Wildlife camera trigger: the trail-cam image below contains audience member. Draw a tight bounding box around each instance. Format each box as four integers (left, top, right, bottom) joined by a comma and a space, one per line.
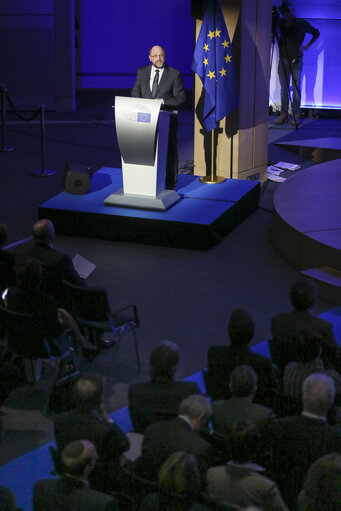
140, 452, 208, 511
206, 420, 288, 510
5, 259, 98, 358
212, 365, 275, 436
15, 219, 86, 305
263, 373, 341, 510
135, 394, 216, 482
54, 374, 129, 493
0, 223, 15, 291
298, 452, 341, 511
271, 280, 340, 374
283, 329, 341, 403
207, 309, 278, 406
129, 341, 201, 433
33, 440, 118, 511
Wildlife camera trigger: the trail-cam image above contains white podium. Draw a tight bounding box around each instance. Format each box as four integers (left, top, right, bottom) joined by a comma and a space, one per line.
104, 96, 181, 211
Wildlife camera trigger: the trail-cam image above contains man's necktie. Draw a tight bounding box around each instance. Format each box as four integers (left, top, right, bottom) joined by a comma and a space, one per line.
152, 70, 159, 98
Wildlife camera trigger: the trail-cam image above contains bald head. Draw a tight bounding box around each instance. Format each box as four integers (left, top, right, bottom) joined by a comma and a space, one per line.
62, 440, 98, 477
32, 219, 55, 245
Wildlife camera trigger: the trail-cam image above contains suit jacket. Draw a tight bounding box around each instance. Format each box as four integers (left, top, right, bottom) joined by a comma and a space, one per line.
33, 477, 118, 511
207, 345, 278, 405
212, 396, 275, 434
15, 241, 86, 304
262, 414, 341, 509
131, 64, 185, 108
54, 408, 129, 492
136, 417, 216, 482
128, 379, 201, 433
206, 463, 288, 511
271, 310, 339, 374
0, 249, 15, 290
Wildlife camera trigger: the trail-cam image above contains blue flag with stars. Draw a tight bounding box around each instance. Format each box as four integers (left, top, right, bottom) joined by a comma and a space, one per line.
192, 0, 239, 131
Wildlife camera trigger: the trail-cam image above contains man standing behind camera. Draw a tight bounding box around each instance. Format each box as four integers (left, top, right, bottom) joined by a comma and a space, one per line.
274, 1, 320, 126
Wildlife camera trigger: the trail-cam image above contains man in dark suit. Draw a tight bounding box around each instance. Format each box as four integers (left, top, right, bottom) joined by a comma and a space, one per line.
135, 394, 216, 482
271, 279, 340, 375
54, 374, 129, 493
131, 45, 185, 190
262, 373, 341, 510
207, 309, 279, 407
33, 440, 118, 511
212, 365, 275, 436
128, 341, 201, 433
15, 219, 86, 305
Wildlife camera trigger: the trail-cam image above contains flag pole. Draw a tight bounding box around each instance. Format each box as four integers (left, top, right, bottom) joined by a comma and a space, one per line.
200, 128, 225, 184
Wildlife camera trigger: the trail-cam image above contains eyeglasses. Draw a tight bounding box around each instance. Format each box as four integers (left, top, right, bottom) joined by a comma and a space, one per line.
150, 54, 165, 59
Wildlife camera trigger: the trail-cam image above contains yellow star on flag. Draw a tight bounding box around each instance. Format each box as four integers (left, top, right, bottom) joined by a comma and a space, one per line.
219, 68, 227, 77
207, 70, 216, 79
208, 30, 216, 39
204, 43, 209, 51
203, 58, 208, 66
224, 54, 232, 63
215, 29, 221, 37
222, 40, 229, 48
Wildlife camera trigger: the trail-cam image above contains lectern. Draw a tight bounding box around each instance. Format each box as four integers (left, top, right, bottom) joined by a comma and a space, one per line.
104, 96, 181, 210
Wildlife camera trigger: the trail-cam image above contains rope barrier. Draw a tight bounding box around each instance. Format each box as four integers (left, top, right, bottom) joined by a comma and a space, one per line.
4, 87, 40, 122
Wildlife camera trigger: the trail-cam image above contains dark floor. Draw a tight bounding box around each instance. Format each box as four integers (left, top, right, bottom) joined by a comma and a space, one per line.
0, 91, 340, 466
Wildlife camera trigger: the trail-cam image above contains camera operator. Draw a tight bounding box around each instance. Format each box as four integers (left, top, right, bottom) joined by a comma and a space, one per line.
274, 1, 320, 125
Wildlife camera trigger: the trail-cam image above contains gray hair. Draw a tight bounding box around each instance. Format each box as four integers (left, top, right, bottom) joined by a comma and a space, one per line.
302, 373, 335, 415
179, 394, 211, 420
230, 365, 257, 397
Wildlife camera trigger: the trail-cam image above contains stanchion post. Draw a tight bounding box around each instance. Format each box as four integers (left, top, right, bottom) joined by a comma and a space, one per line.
32, 104, 55, 176
0, 83, 14, 152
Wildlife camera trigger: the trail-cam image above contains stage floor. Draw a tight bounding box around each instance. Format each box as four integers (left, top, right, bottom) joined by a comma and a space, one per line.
38, 167, 260, 249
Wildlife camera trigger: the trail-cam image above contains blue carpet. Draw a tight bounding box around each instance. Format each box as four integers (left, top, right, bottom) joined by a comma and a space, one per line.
1, 307, 340, 511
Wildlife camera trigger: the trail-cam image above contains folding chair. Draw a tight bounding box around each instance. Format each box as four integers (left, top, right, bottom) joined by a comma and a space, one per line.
0, 305, 80, 413
61, 280, 141, 371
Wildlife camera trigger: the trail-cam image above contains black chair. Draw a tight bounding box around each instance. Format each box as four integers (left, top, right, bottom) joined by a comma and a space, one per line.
49, 445, 64, 476
121, 467, 161, 509
61, 279, 141, 370
0, 305, 80, 413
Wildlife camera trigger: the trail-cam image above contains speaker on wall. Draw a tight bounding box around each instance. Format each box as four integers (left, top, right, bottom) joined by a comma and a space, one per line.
63, 163, 92, 194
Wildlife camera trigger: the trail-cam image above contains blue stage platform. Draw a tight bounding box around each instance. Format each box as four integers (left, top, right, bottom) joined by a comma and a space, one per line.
38, 167, 260, 249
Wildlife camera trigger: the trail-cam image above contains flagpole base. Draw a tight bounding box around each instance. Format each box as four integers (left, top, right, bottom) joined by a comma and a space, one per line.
200, 175, 226, 184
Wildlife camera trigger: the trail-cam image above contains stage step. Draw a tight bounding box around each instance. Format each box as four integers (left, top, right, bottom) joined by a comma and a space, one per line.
300, 266, 341, 305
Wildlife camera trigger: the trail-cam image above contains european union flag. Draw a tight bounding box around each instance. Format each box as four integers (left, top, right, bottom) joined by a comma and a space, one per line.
192, 0, 239, 131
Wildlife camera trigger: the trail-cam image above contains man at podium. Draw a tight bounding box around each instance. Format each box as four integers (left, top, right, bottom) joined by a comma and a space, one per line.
131, 45, 185, 190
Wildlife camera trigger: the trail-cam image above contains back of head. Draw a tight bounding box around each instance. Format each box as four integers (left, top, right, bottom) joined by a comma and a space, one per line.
158, 452, 201, 498
229, 365, 257, 398
290, 280, 317, 311
179, 394, 211, 422
74, 374, 103, 411
230, 420, 260, 463
228, 309, 254, 347
302, 373, 335, 416
61, 440, 97, 477
0, 223, 9, 247
299, 453, 341, 511
32, 219, 55, 245
15, 258, 42, 290
293, 329, 322, 363
149, 341, 180, 383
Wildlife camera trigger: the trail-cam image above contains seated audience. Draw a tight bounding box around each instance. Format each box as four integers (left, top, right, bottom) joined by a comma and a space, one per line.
271, 280, 340, 374
263, 373, 341, 510
283, 329, 341, 404
54, 374, 129, 493
206, 420, 288, 511
207, 309, 278, 406
33, 440, 118, 511
15, 219, 86, 305
140, 451, 209, 511
129, 341, 201, 433
212, 365, 275, 436
0, 223, 15, 291
298, 452, 341, 511
5, 259, 98, 359
135, 394, 216, 482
